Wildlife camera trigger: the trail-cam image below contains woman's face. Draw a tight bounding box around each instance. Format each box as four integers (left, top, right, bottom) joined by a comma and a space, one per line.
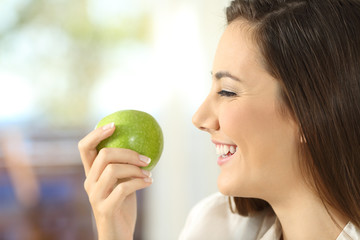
192, 21, 301, 200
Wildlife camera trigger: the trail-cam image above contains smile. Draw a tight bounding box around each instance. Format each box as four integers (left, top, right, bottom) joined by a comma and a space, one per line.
213, 142, 238, 166
216, 144, 237, 157
211, 140, 238, 165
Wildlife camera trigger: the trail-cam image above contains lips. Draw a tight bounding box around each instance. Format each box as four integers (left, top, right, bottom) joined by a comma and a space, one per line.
212, 140, 238, 165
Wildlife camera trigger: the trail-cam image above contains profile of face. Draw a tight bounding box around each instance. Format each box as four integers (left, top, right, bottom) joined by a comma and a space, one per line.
192, 20, 303, 201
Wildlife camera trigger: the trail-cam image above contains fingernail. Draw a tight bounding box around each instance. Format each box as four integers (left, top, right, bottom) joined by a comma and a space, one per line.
144, 177, 153, 183
102, 122, 114, 131
139, 155, 151, 165
142, 170, 152, 177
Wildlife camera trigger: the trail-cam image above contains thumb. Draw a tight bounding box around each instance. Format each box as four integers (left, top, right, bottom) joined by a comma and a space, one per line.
78, 122, 116, 175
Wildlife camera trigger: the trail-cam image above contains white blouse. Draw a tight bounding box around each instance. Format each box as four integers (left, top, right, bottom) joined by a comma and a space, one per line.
179, 192, 360, 240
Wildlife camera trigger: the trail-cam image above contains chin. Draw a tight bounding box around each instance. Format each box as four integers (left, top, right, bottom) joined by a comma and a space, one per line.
217, 173, 237, 196
217, 172, 258, 198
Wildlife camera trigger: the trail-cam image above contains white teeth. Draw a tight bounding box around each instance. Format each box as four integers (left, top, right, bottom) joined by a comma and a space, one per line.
215, 144, 237, 156
224, 145, 229, 154
230, 146, 235, 154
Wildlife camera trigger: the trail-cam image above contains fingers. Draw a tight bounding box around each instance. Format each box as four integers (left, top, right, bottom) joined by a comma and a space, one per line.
78, 122, 116, 176
87, 148, 151, 185
106, 178, 152, 209
88, 164, 151, 202
85, 163, 153, 215
82, 147, 153, 205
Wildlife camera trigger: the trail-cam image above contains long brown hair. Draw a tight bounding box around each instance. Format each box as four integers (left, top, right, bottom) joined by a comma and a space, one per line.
226, 0, 360, 228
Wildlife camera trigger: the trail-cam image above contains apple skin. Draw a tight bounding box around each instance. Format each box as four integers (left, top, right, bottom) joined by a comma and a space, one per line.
96, 110, 164, 171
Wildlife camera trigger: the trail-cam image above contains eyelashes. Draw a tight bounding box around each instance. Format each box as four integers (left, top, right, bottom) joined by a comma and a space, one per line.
217, 90, 237, 97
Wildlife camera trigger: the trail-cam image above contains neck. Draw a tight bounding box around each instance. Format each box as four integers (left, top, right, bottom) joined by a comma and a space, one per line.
268, 183, 349, 240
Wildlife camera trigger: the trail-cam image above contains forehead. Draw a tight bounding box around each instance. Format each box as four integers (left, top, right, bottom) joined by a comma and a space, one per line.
213, 20, 266, 76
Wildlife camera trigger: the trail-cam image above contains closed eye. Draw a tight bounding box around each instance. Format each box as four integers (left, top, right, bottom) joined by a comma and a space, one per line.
217, 90, 237, 97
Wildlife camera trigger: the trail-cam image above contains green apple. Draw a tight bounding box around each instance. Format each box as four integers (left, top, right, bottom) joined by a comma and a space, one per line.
96, 110, 164, 171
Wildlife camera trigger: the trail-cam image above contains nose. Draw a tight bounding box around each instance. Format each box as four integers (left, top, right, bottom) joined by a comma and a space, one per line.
192, 94, 219, 133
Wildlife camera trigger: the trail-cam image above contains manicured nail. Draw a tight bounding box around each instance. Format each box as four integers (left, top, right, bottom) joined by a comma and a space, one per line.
144, 177, 153, 183
102, 122, 114, 131
142, 170, 152, 177
139, 155, 151, 165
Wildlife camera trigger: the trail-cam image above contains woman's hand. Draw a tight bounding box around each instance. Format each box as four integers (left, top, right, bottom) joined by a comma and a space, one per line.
78, 123, 153, 240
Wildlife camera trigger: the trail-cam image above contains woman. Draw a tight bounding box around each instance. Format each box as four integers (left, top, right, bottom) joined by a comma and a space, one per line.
78, 0, 360, 239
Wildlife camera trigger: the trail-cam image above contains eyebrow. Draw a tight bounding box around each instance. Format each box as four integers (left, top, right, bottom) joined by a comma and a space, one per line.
212, 71, 242, 82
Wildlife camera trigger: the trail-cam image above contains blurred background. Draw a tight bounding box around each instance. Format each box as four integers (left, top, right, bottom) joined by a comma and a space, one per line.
0, 0, 231, 239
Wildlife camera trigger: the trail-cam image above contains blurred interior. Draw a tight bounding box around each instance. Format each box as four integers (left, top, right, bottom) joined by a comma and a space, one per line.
0, 0, 230, 239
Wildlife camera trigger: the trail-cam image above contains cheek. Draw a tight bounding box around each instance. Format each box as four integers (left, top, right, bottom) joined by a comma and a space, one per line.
219, 102, 249, 157
219, 99, 299, 173
218, 99, 300, 196
219, 99, 277, 152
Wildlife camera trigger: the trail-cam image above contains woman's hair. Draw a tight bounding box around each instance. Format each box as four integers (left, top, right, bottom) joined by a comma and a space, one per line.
226, 0, 360, 227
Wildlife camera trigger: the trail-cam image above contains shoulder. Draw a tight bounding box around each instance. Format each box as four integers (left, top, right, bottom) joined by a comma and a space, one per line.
183, 192, 231, 222
337, 222, 360, 240
179, 193, 279, 240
